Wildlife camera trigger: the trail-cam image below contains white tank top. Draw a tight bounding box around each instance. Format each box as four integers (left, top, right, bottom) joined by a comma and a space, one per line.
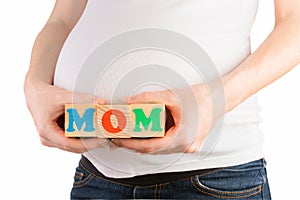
55, 0, 264, 178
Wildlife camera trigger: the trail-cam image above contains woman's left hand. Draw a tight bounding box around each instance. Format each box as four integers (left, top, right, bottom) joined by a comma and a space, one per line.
111, 84, 216, 154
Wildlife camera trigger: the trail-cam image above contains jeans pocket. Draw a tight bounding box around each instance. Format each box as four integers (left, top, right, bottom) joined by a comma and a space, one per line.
72, 164, 94, 188
191, 160, 265, 199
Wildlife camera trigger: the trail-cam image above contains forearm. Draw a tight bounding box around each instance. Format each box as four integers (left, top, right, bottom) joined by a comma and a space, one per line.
25, 0, 87, 87
25, 21, 71, 86
223, 18, 300, 113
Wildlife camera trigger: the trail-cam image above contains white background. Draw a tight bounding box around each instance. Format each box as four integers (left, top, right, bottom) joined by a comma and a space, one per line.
1, 0, 299, 199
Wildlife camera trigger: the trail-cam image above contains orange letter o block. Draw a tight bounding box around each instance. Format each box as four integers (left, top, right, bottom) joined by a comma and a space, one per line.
102, 109, 127, 133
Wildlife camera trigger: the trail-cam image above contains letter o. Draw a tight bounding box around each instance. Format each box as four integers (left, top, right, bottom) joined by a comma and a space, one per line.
101, 109, 127, 133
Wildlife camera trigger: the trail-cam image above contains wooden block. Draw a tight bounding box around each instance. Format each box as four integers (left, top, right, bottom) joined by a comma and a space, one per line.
128, 104, 165, 138
65, 104, 98, 137
64, 104, 165, 138
97, 105, 132, 138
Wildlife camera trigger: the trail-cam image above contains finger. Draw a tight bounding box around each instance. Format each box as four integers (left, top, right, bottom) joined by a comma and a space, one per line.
62, 91, 105, 105
40, 122, 85, 152
46, 122, 87, 152
43, 136, 108, 153
49, 136, 108, 153
111, 138, 159, 153
184, 139, 202, 153
95, 97, 106, 104
80, 138, 109, 151
112, 126, 178, 153
108, 140, 119, 151
128, 91, 169, 104
128, 90, 182, 126
147, 126, 182, 154
43, 122, 107, 153
184, 128, 207, 153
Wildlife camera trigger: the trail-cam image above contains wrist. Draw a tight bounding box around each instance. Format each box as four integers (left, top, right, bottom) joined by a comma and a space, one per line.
222, 73, 245, 113
191, 82, 226, 126
24, 71, 50, 93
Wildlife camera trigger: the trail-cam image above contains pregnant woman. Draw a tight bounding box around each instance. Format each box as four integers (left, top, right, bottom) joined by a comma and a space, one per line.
24, 0, 300, 199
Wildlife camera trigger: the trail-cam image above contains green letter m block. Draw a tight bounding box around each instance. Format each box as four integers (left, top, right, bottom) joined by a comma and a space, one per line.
66, 108, 95, 132
133, 108, 163, 132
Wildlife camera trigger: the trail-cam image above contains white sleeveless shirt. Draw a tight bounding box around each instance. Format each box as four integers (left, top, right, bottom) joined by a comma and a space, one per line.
54, 0, 264, 178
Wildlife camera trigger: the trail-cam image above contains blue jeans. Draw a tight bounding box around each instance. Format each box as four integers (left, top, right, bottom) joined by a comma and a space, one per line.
70, 158, 271, 199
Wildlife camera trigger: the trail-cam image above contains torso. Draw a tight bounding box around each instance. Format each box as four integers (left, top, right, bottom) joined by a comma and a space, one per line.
55, 0, 263, 178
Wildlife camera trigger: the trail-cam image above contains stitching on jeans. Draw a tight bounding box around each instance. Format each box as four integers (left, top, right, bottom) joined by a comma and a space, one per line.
199, 180, 262, 194
158, 184, 161, 199
72, 174, 94, 188
132, 184, 160, 189
79, 160, 133, 187
133, 186, 137, 199
196, 168, 224, 178
191, 177, 263, 198
194, 185, 262, 199
75, 171, 83, 176
259, 160, 265, 199
74, 175, 83, 180
154, 184, 157, 199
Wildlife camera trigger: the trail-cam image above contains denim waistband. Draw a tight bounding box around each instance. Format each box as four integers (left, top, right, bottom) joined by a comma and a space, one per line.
80, 155, 220, 186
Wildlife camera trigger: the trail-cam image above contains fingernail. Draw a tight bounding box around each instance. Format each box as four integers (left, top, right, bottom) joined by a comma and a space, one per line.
111, 139, 119, 145
123, 97, 130, 104
109, 143, 119, 151
95, 98, 105, 104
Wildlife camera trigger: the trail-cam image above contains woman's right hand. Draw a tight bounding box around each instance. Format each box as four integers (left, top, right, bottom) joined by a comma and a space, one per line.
24, 75, 108, 153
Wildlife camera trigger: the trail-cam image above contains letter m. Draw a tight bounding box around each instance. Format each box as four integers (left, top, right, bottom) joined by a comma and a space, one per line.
133, 108, 163, 132
66, 108, 95, 132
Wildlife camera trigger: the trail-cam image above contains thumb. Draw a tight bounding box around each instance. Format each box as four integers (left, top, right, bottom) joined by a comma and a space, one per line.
69, 92, 104, 104
95, 97, 105, 105
126, 93, 148, 104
